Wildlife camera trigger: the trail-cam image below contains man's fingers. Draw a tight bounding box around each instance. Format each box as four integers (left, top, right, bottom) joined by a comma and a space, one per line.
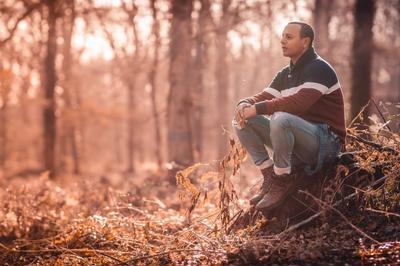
234, 110, 242, 122
236, 102, 251, 113
238, 109, 247, 127
233, 103, 251, 129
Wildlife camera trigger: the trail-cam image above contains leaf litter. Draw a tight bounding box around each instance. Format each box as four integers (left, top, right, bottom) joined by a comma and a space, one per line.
0, 103, 399, 265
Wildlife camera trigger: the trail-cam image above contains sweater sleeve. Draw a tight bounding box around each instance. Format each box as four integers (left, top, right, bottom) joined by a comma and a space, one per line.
255, 62, 338, 115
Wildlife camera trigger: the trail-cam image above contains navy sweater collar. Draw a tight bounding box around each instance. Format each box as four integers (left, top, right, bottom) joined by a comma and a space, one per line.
289, 47, 318, 74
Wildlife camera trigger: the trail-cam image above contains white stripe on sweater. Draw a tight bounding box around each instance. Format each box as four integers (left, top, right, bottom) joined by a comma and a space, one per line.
270, 81, 341, 98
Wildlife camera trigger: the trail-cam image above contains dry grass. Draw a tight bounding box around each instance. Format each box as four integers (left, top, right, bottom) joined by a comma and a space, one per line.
1, 105, 399, 265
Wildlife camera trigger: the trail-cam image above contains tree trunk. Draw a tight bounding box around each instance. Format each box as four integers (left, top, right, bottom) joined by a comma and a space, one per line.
168, 0, 194, 167
350, 0, 376, 121
61, 0, 80, 175
313, 0, 333, 58
149, 0, 163, 168
0, 102, 6, 171
127, 82, 135, 173
123, 1, 140, 174
191, 0, 211, 161
0, 69, 11, 173
215, 0, 231, 157
43, 0, 58, 178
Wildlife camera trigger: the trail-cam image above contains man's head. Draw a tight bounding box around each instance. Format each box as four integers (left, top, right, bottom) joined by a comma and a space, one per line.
281, 22, 314, 63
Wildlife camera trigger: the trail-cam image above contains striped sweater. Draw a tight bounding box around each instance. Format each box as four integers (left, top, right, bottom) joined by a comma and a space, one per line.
240, 47, 346, 143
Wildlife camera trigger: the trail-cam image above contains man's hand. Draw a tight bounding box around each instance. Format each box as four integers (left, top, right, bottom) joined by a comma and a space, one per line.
242, 105, 257, 119
234, 103, 250, 128
234, 103, 256, 128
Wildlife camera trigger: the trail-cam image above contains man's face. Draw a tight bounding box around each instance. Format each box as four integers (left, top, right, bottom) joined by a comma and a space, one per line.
281, 24, 308, 59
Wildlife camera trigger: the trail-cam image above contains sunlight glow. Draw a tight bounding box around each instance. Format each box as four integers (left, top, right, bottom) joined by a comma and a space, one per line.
72, 3, 153, 63
73, 18, 114, 63
274, 1, 311, 35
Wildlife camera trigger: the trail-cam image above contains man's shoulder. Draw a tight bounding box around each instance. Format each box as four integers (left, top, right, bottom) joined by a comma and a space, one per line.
305, 56, 337, 76
302, 57, 339, 88
276, 65, 290, 77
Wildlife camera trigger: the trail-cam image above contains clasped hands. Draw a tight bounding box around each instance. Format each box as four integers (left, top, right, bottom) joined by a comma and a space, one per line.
233, 102, 257, 128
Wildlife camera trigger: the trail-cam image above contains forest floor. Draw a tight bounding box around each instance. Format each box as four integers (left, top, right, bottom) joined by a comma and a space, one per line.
0, 121, 399, 265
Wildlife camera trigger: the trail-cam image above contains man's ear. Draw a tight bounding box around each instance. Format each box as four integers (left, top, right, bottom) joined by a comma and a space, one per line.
302, 37, 310, 49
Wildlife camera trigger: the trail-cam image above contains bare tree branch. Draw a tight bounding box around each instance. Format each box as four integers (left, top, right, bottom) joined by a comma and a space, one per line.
0, 2, 42, 47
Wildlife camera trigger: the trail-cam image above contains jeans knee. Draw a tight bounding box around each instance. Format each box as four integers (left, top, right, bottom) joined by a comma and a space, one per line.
233, 116, 262, 139
270, 112, 291, 132
246, 116, 265, 127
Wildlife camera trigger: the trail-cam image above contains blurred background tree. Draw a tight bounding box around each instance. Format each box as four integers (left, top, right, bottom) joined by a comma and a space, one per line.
0, 0, 398, 179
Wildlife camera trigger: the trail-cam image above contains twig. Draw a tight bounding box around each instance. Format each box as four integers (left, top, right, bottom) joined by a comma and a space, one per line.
332, 168, 363, 205
349, 100, 371, 128
277, 174, 390, 236
120, 248, 224, 265
290, 195, 319, 216
261, 233, 291, 261
49, 241, 84, 262
0, 242, 10, 251
371, 99, 392, 132
347, 133, 398, 154
8, 247, 132, 255
364, 208, 400, 218
95, 249, 124, 263
339, 150, 368, 156
193, 210, 220, 224
9, 243, 131, 265
227, 209, 244, 233
299, 190, 380, 244
189, 230, 216, 245
110, 206, 147, 216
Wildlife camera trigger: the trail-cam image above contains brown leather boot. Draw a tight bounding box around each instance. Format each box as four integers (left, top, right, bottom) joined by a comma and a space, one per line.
255, 172, 301, 211
249, 167, 273, 206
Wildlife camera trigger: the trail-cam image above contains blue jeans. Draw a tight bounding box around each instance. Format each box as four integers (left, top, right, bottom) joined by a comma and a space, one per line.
233, 112, 341, 175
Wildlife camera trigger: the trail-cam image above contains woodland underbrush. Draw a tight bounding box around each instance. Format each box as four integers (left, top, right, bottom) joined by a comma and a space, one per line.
1, 104, 399, 265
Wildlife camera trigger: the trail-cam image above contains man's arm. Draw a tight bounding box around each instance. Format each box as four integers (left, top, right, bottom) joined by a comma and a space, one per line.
255, 87, 322, 115
237, 87, 280, 106
235, 69, 285, 122
253, 63, 338, 116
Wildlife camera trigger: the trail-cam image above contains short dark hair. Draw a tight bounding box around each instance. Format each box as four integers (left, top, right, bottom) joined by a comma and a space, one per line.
288, 21, 314, 47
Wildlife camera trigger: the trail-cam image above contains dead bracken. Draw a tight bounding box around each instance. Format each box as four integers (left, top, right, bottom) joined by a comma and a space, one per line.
0, 106, 399, 265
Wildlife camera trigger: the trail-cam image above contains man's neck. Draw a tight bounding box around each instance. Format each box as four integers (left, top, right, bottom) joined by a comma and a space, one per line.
291, 48, 308, 65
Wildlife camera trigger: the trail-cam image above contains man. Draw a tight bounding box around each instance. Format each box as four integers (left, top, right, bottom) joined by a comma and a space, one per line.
233, 22, 345, 211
